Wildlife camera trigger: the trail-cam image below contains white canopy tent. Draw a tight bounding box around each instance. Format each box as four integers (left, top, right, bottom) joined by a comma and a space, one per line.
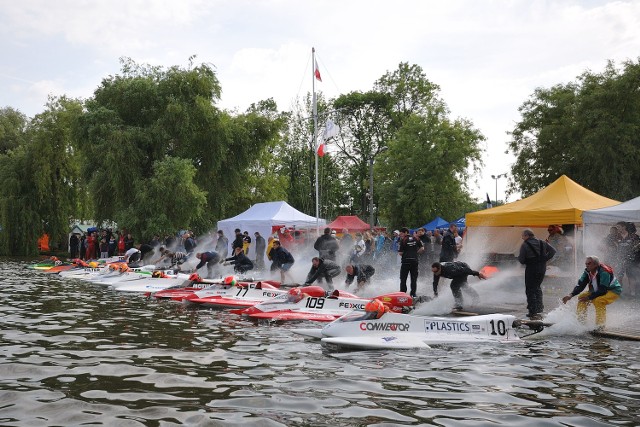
216, 201, 325, 262
582, 196, 640, 256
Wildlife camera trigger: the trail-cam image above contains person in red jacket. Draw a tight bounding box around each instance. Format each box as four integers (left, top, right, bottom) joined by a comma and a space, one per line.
85, 232, 96, 260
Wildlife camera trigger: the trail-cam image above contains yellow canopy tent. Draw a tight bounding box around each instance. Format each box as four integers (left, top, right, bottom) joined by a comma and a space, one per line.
464, 175, 619, 255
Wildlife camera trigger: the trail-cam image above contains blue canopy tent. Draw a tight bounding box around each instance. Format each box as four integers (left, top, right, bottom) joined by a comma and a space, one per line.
420, 216, 450, 232
452, 216, 466, 229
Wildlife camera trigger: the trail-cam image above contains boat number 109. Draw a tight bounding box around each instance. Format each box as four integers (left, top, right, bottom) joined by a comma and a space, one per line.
489, 319, 507, 336
305, 297, 325, 309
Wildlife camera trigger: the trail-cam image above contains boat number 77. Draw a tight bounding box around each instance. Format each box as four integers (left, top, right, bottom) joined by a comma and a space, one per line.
489, 319, 507, 336
305, 297, 325, 309
235, 287, 249, 297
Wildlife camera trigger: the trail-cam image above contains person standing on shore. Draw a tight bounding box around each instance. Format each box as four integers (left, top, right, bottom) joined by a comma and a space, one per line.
254, 231, 266, 270
398, 227, 423, 298
518, 228, 556, 320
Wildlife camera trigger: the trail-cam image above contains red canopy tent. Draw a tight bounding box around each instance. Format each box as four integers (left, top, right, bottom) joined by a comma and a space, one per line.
326, 215, 371, 232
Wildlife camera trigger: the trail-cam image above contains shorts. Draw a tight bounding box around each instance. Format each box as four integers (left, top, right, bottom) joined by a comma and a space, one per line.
280, 262, 293, 272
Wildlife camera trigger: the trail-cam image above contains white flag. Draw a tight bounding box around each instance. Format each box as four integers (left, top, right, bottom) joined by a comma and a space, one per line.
323, 119, 339, 141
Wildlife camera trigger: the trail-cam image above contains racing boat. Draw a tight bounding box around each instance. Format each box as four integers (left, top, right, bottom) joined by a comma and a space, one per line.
28, 256, 72, 271
293, 301, 522, 349
235, 286, 413, 322
151, 274, 240, 300
185, 279, 288, 309
108, 270, 191, 293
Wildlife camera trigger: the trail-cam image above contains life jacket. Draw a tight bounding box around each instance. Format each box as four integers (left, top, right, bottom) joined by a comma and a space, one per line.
600, 263, 614, 276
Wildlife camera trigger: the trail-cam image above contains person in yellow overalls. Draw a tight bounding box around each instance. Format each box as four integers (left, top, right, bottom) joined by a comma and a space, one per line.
562, 255, 621, 330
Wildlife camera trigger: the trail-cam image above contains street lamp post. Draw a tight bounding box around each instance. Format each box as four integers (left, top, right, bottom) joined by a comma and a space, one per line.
491, 173, 507, 205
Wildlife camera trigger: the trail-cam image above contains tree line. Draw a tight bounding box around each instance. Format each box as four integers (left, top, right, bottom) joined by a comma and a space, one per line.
2, 56, 639, 255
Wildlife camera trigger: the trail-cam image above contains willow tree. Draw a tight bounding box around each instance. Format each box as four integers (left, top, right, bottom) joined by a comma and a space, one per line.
508, 59, 640, 200
74, 57, 282, 239
0, 98, 84, 255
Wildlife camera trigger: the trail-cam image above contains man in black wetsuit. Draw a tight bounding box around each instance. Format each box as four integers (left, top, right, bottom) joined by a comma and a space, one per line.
398, 227, 423, 298
432, 261, 486, 311
518, 229, 556, 320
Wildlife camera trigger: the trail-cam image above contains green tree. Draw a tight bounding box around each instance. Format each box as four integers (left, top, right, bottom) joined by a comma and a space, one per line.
0, 107, 28, 154
75, 57, 282, 239
0, 97, 84, 255
377, 114, 484, 228
116, 156, 207, 238
332, 90, 394, 219
374, 62, 446, 129
508, 59, 640, 199
280, 93, 347, 219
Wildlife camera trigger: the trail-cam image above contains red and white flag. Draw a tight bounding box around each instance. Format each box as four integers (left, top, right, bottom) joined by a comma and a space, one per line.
317, 142, 326, 157
314, 59, 322, 82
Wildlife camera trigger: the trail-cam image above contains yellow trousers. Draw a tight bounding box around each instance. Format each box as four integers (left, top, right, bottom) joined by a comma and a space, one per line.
576, 291, 619, 327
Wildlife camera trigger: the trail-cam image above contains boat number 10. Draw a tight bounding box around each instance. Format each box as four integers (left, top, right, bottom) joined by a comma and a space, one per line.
305, 297, 325, 309
489, 319, 507, 336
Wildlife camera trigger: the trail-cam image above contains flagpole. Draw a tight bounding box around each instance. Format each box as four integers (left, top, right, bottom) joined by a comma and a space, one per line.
312, 47, 319, 231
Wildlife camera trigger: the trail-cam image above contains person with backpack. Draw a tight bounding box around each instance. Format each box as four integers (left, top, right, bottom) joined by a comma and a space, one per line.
431, 261, 487, 311
518, 229, 557, 320
562, 255, 621, 329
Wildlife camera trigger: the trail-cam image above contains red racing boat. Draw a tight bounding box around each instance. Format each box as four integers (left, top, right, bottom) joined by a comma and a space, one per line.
235, 286, 413, 322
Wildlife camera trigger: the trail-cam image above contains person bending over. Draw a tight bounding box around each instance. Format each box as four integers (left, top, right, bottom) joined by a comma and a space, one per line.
562, 255, 621, 330
432, 261, 486, 311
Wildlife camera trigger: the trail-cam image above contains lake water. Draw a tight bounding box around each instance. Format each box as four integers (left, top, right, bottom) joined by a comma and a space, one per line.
1, 259, 639, 426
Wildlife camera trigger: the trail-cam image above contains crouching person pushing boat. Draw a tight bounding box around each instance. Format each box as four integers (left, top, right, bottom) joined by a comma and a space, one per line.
432, 261, 487, 311
344, 264, 375, 293
304, 257, 341, 291
562, 255, 621, 330
195, 251, 222, 279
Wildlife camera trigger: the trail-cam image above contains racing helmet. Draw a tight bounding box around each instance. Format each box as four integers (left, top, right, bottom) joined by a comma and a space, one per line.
189, 273, 202, 282
88, 261, 98, 268
109, 263, 119, 271
119, 264, 129, 273
223, 275, 237, 287
364, 299, 387, 319
152, 271, 163, 278
286, 287, 305, 303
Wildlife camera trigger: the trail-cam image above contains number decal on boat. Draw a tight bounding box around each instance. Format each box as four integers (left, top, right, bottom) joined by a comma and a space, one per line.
305, 297, 325, 309
489, 319, 507, 336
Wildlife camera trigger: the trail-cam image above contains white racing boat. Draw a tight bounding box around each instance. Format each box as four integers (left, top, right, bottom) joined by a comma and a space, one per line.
293, 303, 524, 349
58, 265, 109, 279
109, 271, 192, 293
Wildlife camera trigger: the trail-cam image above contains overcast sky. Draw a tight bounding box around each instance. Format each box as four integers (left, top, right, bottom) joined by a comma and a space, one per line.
2, 0, 639, 204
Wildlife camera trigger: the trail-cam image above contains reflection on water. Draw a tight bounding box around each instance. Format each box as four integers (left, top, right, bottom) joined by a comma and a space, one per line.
1, 259, 639, 426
